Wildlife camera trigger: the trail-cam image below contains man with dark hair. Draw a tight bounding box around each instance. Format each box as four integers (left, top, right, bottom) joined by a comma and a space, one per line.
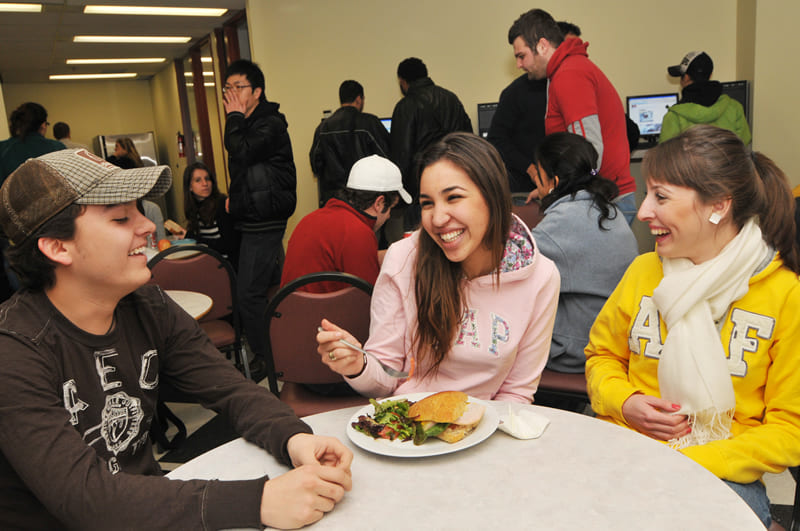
52, 121, 69, 142
310, 80, 390, 207
282, 155, 410, 294
52, 121, 89, 151
508, 9, 637, 223
223, 59, 296, 380
659, 51, 751, 144
0, 149, 352, 529
390, 57, 472, 232
557, 20, 581, 38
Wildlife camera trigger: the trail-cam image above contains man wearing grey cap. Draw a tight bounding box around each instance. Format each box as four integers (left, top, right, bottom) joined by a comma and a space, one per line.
659, 51, 751, 144
281, 154, 411, 294
0, 149, 352, 529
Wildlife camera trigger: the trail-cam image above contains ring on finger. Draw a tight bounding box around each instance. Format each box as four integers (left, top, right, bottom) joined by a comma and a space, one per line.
328, 351, 337, 361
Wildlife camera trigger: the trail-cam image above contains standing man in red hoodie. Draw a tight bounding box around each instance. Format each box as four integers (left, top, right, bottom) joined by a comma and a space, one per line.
508, 9, 637, 224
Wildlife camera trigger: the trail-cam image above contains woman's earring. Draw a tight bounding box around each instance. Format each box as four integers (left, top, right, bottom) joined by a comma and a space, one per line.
709, 212, 722, 225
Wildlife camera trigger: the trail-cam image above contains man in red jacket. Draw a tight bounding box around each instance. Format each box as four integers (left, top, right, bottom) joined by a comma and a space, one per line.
508, 8, 637, 224
282, 155, 411, 293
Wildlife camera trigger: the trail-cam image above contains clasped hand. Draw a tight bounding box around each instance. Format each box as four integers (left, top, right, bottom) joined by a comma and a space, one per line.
621, 393, 691, 441
260, 433, 353, 529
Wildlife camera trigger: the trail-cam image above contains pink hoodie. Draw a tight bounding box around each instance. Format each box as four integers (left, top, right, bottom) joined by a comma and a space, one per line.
347, 217, 560, 403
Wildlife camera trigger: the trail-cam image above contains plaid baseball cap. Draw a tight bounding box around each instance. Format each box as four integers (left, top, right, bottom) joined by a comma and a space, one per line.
346, 155, 412, 204
0, 148, 172, 245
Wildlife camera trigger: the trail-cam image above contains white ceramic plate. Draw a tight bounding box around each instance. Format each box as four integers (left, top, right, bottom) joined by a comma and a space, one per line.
347, 392, 499, 458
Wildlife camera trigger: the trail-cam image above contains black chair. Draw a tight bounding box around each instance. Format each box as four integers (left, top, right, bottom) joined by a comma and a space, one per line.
263, 272, 373, 417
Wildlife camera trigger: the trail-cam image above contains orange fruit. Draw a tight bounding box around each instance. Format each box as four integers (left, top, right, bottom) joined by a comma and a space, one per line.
157, 239, 172, 251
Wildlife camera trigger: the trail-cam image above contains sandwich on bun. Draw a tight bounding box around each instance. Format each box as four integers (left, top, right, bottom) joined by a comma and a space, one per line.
408, 391, 486, 444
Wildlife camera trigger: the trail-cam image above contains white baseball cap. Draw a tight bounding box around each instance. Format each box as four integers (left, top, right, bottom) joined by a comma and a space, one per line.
346, 155, 411, 204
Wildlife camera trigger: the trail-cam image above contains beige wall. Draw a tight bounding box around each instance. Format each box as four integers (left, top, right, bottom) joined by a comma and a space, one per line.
149, 63, 187, 222
246, 0, 741, 235
736, 0, 756, 81
2, 80, 156, 151
754, 1, 800, 186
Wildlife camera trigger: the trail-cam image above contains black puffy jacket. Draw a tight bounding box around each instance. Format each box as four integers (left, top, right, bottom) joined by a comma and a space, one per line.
390, 77, 472, 197
225, 100, 296, 232
309, 106, 390, 206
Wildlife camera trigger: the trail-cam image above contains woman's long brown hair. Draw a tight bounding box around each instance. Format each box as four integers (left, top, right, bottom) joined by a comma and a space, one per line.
413, 133, 512, 378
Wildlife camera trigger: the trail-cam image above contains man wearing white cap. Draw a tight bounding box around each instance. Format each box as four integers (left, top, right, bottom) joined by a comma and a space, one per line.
0, 149, 352, 529
659, 51, 751, 144
281, 155, 411, 294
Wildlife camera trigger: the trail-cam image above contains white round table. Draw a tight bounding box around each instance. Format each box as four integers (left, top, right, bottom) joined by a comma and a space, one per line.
167, 403, 765, 530
164, 289, 213, 320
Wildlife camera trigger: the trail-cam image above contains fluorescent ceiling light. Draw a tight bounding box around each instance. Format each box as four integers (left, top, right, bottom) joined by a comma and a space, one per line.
50, 73, 137, 80
84, 5, 227, 17
74, 35, 191, 44
201, 57, 212, 63
67, 58, 166, 65
186, 82, 216, 87
0, 3, 42, 12
184, 71, 214, 77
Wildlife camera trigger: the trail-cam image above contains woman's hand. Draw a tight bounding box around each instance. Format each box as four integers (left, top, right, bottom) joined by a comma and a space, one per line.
316, 319, 365, 377
621, 393, 691, 441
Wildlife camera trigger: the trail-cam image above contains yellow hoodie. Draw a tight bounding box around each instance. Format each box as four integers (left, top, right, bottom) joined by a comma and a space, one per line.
585, 252, 800, 483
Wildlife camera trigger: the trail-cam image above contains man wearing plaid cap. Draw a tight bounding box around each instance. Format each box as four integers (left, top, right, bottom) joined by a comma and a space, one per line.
0, 149, 352, 529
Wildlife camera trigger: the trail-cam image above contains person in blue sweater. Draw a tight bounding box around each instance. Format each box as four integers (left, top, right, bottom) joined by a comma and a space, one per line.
531, 132, 638, 374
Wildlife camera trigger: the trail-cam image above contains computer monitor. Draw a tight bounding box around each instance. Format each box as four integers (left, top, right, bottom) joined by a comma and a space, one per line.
720, 80, 751, 127
380, 117, 392, 133
477, 102, 498, 138
626, 93, 678, 141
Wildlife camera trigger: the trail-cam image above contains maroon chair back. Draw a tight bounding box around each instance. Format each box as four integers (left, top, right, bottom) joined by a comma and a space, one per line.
264, 272, 373, 416
269, 287, 370, 385
148, 247, 232, 322
537, 369, 588, 400
512, 202, 544, 230
147, 245, 248, 379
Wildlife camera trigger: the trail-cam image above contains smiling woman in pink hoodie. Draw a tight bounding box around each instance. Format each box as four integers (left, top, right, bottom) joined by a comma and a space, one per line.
318, 132, 560, 403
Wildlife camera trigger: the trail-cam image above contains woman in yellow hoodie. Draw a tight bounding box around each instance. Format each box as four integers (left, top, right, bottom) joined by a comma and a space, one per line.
585, 125, 800, 529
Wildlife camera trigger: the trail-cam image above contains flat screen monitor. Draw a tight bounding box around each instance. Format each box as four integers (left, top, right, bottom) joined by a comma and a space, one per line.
626, 93, 678, 140
720, 80, 751, 127
477, 102, 498, 138
380, 117, 392, 133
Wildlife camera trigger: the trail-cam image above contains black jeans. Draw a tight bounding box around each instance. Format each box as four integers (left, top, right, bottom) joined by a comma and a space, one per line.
236, 230, 284, 362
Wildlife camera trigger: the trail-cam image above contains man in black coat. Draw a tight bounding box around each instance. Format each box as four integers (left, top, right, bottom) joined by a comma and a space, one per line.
390, 57, 472, 233
223, 59, 296, 379
310, 80, 390, 207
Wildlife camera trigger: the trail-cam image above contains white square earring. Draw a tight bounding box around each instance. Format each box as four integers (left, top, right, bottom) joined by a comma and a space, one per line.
709, 212, 722, 225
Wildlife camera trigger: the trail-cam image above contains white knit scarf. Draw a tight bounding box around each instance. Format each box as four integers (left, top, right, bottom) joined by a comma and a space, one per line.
653, 218, 770, 449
